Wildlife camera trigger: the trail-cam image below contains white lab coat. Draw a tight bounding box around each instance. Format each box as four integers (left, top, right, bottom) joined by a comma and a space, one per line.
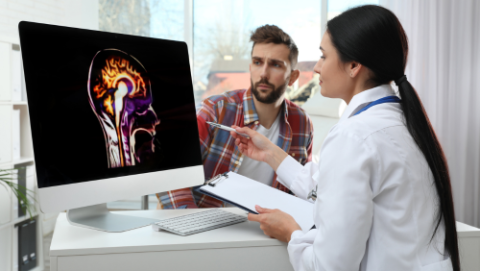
276, 84, 453, 271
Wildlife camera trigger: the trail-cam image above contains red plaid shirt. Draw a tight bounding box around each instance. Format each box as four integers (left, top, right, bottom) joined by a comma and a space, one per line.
157, 88, 313, 208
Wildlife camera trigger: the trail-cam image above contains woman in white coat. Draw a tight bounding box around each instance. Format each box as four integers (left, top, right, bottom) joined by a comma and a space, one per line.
231, 5, 460, 271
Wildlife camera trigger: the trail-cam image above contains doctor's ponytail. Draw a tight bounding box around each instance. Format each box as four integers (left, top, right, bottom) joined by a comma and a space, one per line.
327, 5, 460, 271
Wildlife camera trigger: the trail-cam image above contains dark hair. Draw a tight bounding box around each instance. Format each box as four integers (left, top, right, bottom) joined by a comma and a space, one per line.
327, 5, 460, 270
250, 24, 299, 69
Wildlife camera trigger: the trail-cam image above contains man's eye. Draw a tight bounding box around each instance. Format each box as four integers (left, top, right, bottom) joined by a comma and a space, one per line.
274, 64, 281, 68
254, 61, 261, 65
320, 56, 326, 59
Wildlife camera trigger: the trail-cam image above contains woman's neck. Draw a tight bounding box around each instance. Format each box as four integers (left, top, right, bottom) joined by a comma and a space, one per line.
344, 81, 378, 104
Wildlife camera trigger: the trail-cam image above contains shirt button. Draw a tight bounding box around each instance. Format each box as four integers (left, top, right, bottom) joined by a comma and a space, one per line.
291, 153, 295, 157
235, 161, 239, 164
254, 121, 259, 125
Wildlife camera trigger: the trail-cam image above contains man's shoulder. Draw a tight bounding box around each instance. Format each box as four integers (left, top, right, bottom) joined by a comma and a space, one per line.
203, 89, 246, 107
284, 99, 309, 118
284, 99, 313, 134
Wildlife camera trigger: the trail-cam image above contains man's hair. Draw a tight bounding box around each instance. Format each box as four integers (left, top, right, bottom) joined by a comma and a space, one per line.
250, 25, 299, 69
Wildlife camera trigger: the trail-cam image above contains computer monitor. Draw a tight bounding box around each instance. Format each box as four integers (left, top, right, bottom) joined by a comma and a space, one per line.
18, 21, 205, 232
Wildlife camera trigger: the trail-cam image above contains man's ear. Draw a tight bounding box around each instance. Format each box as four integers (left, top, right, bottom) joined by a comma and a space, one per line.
288, 69, 300, 86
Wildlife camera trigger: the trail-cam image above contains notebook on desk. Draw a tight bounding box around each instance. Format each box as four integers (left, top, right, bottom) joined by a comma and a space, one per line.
194, 172, 314, 231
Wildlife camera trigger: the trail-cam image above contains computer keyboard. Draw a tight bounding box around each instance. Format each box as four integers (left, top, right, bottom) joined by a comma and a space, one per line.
152, 209, 247, 236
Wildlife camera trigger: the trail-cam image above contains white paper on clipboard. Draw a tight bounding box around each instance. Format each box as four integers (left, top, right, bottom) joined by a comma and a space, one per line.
199, 172, 314, 231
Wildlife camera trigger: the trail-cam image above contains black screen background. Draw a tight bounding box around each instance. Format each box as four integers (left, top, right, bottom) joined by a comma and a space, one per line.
19, 22, 202, 188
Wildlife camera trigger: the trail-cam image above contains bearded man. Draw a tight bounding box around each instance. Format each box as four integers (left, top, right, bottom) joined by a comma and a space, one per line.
157, 24, 314, 209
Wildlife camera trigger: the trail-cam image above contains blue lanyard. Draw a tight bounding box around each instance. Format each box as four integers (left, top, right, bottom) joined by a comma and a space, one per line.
353, 96, 401, 116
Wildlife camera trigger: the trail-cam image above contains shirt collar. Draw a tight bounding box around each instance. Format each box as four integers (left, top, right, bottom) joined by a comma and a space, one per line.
339, 84, 396, 123
242, 88, 288, 125
242, 88, 259, 125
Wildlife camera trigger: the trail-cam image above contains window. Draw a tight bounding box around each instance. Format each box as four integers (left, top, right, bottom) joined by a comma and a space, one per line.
193, 0, 322, 106
99, 0, 380, 108
328, 0, 379, 20
99, 0, 185, 40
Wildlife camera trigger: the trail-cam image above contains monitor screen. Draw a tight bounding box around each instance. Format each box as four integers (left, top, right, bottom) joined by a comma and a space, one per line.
20, 22, 202, 188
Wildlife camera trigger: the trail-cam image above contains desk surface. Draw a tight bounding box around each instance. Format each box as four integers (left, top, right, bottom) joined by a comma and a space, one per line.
50, 208, 285, 257
50, 209, 480, 271
456, 221, 480, 238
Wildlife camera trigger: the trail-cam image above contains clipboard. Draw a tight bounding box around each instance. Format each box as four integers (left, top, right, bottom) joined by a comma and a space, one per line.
195, 171, 315, 231
193, 173, 256, 214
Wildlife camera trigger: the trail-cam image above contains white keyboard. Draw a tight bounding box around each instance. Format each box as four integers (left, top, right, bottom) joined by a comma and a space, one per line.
152, 209, 247, 236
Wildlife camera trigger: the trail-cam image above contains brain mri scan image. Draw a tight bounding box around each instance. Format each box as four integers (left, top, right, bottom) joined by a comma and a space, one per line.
88, 49, 160, 168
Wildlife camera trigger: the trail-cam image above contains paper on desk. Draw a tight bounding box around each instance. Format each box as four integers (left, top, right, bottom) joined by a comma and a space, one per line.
199, 172, 314, 232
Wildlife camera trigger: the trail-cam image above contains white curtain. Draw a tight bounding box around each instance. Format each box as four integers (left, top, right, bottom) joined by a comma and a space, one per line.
379, 0, 480, 227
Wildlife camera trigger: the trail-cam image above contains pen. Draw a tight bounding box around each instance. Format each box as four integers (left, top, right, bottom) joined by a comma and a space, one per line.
206, 121, 250, 138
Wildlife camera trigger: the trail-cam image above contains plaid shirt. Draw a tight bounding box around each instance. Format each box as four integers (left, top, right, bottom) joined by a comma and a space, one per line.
157, 88, 313, 209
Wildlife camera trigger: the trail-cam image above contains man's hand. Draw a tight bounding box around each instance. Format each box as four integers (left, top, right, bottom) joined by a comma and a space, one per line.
248, 205, 302, 243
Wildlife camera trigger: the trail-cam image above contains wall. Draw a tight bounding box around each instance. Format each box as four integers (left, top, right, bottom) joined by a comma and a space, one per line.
0, 0, 98, 41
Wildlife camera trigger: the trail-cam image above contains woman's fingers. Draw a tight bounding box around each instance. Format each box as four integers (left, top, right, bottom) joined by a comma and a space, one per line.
247, 206, 271, 222
235, 126, 256, 137
229, 126, 255, 138
238, 137, 250, 144
231, 130, 251, 144
248, 213, 261, 222
255, 205, 273, 213
235, 139, 246, 152
248, 206, 301, 243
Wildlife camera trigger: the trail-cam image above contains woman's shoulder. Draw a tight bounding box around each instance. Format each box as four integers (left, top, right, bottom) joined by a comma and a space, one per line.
331, 105, 405, 141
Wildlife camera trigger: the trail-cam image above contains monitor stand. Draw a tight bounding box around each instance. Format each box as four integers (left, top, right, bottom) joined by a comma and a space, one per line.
66, 203, 160, 233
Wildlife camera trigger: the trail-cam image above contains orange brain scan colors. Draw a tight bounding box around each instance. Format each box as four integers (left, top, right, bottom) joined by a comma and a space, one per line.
88, 49, 160, 168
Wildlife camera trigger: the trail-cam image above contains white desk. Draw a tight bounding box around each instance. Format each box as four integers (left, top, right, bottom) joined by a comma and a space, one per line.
50, 208, 480, 271
49, 208, 293, 271
457, 221, 480, 270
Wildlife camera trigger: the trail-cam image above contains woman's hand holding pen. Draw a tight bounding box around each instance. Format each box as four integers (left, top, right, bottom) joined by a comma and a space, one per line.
230, 126, 288, 171
230, 125, 270, 162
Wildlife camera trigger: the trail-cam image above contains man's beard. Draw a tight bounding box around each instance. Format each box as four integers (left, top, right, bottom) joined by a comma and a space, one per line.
251, 77, 289, 104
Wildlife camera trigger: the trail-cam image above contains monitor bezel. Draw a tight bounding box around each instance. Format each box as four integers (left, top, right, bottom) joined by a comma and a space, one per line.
37, 165, 204, 213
